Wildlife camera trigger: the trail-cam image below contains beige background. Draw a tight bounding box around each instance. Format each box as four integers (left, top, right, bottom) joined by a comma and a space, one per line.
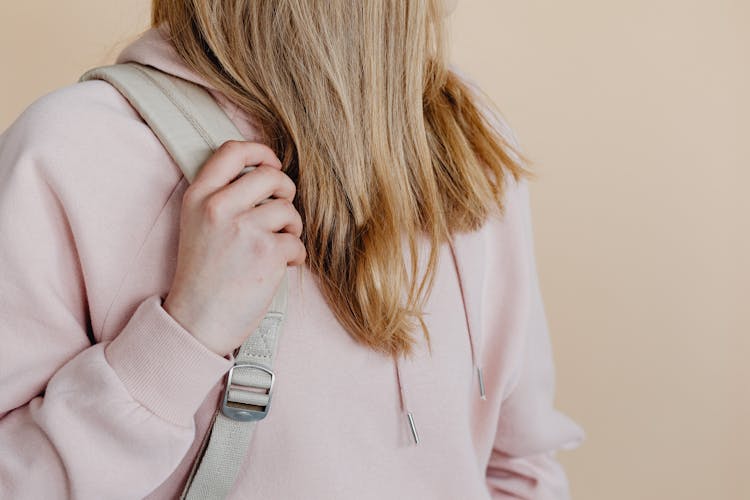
1, 1, 747, 499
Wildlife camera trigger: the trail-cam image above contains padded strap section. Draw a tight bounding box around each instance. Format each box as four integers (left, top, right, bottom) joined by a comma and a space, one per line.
79, 62, 245, 182
79, 62, 289, 499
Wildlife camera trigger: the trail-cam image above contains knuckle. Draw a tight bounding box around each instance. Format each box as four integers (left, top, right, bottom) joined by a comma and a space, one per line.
293, 240, 307, 264
256, 164, 278, 179
291, 201, 302, 218
250, 164, 272, 184
253, 142, 276, 158
229, 215, 251, 237
232, 213, 263, 241
202, 195, 227, 223
292, 207, 304, 229
182, 185, 201, 206
249, 233, 275, 259
219, 139, 244, 154
280, 198, 295, 212
276, 199, 297, 220
285, 177, 297, 198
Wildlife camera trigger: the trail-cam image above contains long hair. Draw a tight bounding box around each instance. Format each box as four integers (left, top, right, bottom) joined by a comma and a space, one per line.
151, 0, 532, 357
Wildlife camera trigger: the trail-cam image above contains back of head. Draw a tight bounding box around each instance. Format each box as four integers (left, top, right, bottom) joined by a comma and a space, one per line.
151, 0, 531, 357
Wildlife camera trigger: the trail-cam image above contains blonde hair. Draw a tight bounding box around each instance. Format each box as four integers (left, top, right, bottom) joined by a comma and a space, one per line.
151, 0, 532, 357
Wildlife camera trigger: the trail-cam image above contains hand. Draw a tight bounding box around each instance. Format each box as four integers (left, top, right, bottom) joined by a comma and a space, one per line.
162, 140, 306, 357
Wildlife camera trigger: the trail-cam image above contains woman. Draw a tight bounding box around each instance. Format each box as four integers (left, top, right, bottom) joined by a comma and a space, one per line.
0, 1, 584, 498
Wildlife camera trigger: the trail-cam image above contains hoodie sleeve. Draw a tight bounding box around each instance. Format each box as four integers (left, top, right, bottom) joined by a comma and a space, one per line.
0, 88, 233, 499
485, 179, 586, 499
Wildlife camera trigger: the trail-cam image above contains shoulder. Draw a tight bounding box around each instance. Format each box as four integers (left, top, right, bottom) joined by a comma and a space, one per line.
1, 78, 183, 193
0, 77, 187, 282
448, 63, 525, 167
447, 64, 532, 233
5, 79, 141, 150
0, 78, 189, 338
0, 77, 187, 253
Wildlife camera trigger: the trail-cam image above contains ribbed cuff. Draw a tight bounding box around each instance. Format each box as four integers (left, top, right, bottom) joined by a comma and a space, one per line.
105, 293, 233, 426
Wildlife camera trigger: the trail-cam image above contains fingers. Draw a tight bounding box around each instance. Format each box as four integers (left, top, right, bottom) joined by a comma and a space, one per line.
274, 232, 307, 266
219, 164, 297, 208
247, 198, 303, 238
190, 140, 283, 198
180, 139, 305, 268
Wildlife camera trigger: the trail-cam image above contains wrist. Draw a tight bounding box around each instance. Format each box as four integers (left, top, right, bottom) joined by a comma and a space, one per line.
161, 294, 230, 357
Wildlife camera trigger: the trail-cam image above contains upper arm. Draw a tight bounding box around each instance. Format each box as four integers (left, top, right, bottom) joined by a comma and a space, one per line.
485, 179, 585, 499
0, 81, 234, 499
0, 103, 91, 412
0, 78, 181, 410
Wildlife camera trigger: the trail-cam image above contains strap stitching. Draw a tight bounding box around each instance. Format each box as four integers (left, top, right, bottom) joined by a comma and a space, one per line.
128, 63, 220, 151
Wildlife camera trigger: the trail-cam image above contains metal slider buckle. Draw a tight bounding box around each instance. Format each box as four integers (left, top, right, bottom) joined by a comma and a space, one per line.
221, 363, 275, 422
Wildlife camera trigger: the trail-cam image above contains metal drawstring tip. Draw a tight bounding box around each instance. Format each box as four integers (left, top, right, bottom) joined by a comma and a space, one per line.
407, 412, 420, 445
477, 367, 487, 400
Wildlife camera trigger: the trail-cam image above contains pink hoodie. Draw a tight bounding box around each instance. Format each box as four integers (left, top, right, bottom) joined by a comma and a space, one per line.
0, 25, 584, 500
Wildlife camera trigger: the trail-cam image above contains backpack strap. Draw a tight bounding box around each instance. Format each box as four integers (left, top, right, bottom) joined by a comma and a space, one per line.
79, 62, 288, 500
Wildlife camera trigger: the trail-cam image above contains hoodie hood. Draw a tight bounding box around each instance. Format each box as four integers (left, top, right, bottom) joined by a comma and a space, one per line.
116, 24, 210, 89
116, 24, 261, 143
113, 23, 487, 445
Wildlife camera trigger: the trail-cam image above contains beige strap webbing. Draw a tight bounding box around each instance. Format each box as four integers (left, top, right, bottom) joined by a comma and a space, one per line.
79, 62, 288, 500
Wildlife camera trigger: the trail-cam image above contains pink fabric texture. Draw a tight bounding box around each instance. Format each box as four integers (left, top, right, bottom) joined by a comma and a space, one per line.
0, 25, 584, 499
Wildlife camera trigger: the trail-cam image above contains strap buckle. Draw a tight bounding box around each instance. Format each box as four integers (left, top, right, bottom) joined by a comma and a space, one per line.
221, 363, 275, 422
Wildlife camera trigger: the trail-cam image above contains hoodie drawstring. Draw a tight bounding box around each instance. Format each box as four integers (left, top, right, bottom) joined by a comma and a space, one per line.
394, 355, 420, 445
393, 237, 486, 447
448, 237, 487, 400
